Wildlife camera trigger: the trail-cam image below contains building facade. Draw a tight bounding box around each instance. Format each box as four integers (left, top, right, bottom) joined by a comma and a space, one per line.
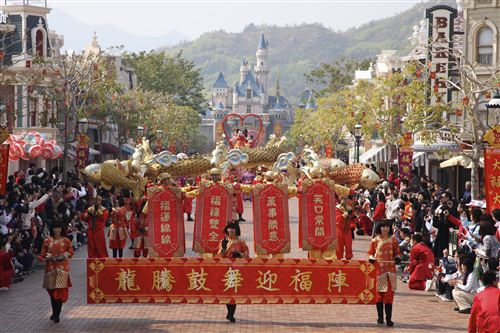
201, 33, 295, 148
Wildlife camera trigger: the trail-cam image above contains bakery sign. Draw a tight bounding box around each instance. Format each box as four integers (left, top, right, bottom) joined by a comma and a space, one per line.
425, 5, 457, 105
0, 10, 8, 24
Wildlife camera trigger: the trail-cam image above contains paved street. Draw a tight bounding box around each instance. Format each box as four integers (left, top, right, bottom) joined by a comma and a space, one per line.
1, 198, 468, 333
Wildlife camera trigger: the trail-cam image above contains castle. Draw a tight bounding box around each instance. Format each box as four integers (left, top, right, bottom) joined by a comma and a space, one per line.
200, 33, 295, 148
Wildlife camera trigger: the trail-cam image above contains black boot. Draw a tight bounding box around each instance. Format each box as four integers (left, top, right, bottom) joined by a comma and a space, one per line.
226, 304, 236, 322
54, 301, 62, 323
49, 298, 56, 321
376, 302, 384, 324
385, 303, 394, 327
238, 214, 245, 222
187, 214, 193, 222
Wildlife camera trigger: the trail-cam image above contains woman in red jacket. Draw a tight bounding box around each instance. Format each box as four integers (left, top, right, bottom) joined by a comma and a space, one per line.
372, 192, 386, 236
109, 197, 129, 258
468, 271, 500, 333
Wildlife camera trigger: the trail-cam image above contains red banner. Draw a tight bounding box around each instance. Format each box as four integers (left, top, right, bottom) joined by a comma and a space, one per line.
252, 183, 290, 255
484, 147, 500, 214
299, 179, 337, 251
76, 144, 89, 171
398, 148, 413, 180
193, 182, 233, 254
0, 144, 8, 195
147, 186, 185, 257
87, 257, 377, 304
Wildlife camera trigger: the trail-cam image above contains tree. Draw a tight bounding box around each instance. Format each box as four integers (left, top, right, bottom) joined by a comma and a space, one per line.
291, 61, 447, 157
125, 51, 205, 112
36, 51, 120, 180
305, 57, 373, 97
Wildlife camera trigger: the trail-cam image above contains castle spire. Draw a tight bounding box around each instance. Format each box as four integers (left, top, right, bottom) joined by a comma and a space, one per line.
258, 31, 267, 49
275, 69, 280, 96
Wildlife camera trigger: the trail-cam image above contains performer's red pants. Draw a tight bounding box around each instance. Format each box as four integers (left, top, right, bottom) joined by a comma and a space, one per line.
336, 229, 353, 259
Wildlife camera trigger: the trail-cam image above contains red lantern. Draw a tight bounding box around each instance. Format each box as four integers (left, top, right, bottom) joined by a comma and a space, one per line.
416, 70, 421, 78
455, 109, 463, 117
462, 96, 469, 105
434, 85, 439, 93
430, 72, 436, 79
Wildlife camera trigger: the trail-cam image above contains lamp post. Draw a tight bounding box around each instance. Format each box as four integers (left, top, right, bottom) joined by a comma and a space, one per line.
354, 123, 362, 164
486, 90, 500, 128
155, 129, 163, 153
136, 125, 145, 145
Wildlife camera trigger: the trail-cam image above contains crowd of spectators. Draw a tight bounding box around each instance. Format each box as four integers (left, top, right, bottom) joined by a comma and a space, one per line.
348, 164, 499, 330
0, 163, 100, 290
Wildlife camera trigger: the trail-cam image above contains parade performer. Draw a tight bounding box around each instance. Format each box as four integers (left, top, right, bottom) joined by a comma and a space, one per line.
217, 222, 249, 323
233, 177, 245, 222
83, 196, 108, 258
134, 200, 149, 258
109, 197, 129, 258
39, 221, 74, 323
183, 178, 196, 221
336, 198, 354, 260
0, 237, 14, 291
407, 233, 434, 290
368, 220, 401, 327
126, 198, 137, 250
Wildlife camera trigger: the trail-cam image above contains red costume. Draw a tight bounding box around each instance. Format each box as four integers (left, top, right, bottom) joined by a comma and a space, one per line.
368, 235, 401, 304
408, 242, 435, 290
336, 205, 353, 260
183, 185, 195, 220
134, 204, 149, 258
0, 248, 14, 289
39, 236, 74, 302
373, 202, 386, 222
356, 212, 373, 236
126, 203, 138, 240
109, 207, 129, 250
468, 286, 500, 333
83, 206, 109, 258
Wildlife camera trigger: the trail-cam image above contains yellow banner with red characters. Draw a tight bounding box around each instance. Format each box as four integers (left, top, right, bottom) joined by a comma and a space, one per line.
87, 258, 377, 305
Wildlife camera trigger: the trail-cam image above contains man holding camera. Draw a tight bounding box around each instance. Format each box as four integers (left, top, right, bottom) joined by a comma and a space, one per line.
82, 196, 108, 258
432, 191, 457, 259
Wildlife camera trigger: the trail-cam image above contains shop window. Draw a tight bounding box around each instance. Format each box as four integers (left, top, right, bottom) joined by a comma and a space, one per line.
477, 27, 493, 65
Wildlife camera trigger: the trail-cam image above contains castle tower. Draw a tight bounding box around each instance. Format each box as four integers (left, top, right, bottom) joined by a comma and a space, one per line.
239, 58, 249, 83
254, 32, 269, 102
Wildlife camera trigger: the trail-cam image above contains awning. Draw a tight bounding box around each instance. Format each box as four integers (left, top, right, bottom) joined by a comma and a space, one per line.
101, 143, 119, 155
412, 140, 459, 152
68, 144, 100, 157
121, 143, 135, 155
360, 145, 388, 164
413, 152, 426, 167
440, 156, 484, 168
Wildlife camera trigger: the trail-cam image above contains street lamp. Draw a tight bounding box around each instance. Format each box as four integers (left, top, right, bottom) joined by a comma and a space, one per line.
155, 129, 163, 153
486, 90, 500, 128
77, 118, 89, 134
354, 123, 362, 164
137, 126, 145, 138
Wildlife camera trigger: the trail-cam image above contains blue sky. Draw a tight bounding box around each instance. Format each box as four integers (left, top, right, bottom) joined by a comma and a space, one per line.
45, 0, 429, 39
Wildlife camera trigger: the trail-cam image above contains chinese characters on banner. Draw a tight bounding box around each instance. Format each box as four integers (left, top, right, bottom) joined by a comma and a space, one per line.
0, 144, 8, 195
252, 183, 290, 255
398, 148, 413, 180
484, 147, 500, 214
87, 257, 377, 304
75, 144, 89, 172
146, 186, 185, 257
193, 182, 233, 254
299, 179, 337, 251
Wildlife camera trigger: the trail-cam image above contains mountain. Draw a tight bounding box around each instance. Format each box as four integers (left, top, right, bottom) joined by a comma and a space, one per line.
161, 1, 456, 103
48, 8, 189, 52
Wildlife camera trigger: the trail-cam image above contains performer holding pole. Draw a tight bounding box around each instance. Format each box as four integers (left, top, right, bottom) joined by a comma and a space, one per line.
217, 222, 249, 323
367, 220, 401, 327
39, 220, 74, 323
